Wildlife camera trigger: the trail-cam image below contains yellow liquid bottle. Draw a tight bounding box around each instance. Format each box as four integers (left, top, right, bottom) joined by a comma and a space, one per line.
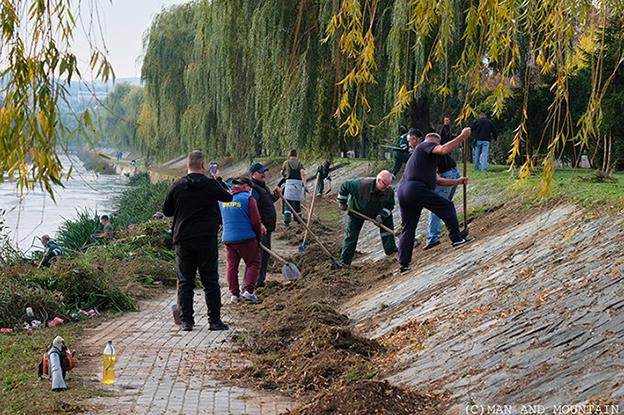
102, 340, 116, 385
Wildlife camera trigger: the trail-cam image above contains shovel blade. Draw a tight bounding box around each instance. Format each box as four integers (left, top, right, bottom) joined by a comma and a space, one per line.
282, 263, 302, 281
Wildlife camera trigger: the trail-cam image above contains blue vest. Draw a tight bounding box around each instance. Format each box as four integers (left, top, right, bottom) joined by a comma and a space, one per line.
219, 192, 256, 243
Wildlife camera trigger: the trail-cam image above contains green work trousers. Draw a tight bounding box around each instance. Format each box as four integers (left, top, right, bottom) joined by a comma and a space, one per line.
283, 200, 301, 225
391, 151, 411, 177
340, 215, 396, 265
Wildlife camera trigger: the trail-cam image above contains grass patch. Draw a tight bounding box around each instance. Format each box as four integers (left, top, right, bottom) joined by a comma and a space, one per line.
0, 322, 109, 415
459, 163, 624, 207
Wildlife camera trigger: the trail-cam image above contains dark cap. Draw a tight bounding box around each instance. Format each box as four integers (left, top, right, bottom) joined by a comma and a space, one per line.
249, 162, 269, 174
232, 177, 253, 187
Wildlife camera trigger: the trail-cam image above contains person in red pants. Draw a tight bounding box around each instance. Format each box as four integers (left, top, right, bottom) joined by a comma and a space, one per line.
219, 177, 266, 303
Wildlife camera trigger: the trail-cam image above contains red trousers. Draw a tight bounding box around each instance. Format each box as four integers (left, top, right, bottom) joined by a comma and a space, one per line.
225, 239, 261, 296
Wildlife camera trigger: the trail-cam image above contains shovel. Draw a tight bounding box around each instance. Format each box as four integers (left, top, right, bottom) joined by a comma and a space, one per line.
259, 243, 301, 281
346, 207, 399, 237
278, 191, 342, 269
462, 140, 469, 235
299, 173, 320, 252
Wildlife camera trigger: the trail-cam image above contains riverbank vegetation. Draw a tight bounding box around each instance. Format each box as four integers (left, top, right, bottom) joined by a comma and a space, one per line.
0, 173, 173, 330
0, 172, 174, 414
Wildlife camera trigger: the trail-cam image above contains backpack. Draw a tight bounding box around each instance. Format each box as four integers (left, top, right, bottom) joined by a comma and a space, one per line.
38, 343, 75, 379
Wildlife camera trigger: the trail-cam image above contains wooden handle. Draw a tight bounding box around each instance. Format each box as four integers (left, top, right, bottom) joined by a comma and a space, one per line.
462, 139, 468, 229
259, 243, 288, 265
347, 208, 397, 236
279, 192, 337, 261
302, 173, 320, 245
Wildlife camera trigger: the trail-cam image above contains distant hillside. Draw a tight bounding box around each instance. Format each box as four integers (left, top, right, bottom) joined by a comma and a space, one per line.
0, 75, 141, 113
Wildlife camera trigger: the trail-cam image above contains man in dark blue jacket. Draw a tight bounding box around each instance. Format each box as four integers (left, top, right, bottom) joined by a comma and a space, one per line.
249, 162, 279, 287
163, 150, 233, 332
472, 113, 498, 171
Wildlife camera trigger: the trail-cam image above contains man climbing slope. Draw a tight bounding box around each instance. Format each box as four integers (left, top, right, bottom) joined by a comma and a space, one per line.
397, 130, 473, 274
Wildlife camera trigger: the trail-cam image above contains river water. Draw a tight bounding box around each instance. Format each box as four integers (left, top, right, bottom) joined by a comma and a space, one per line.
0, 154, 128, 253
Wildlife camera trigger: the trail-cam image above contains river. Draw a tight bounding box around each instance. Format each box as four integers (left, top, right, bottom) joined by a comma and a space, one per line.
0, 154, 128, 253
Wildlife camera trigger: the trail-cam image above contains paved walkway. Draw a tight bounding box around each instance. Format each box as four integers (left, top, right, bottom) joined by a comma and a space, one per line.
80, 289, 295, 415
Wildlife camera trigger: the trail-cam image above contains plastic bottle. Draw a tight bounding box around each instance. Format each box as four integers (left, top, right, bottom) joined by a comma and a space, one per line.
102, 340, 116, 385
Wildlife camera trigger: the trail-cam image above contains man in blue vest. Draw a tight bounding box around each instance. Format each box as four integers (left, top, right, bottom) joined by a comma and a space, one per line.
220, 177, 266, 304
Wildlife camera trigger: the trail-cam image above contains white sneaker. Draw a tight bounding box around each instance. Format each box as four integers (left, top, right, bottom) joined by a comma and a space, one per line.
230, 295, 242, 304
241, 291, 259, 303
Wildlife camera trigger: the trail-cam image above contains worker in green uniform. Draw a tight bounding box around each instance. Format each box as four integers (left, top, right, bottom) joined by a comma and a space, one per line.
337, 170, 397, 266
316, 160, 331, 196
390, 128, 423, 178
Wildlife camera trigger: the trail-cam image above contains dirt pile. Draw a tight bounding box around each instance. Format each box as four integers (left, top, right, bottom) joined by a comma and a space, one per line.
232, 263, 387, 394
289, 380, 448, 415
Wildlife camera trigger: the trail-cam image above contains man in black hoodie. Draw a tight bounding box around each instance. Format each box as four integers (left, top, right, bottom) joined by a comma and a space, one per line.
163, 151, 233, 332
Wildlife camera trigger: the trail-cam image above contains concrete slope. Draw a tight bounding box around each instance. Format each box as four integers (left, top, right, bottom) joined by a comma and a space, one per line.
342, 204, 624, 407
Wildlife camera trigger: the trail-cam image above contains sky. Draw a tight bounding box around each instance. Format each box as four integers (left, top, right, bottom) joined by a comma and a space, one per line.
73, 0, 189, 80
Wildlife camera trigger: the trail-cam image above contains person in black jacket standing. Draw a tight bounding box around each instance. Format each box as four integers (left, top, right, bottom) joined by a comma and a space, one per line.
471, 113, 498, 171
249, 162, 279, 287
163, 151, 233, 332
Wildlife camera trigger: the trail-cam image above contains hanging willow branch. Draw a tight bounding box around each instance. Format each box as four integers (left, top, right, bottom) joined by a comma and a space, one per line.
324, 0, 624, 192
0, 0, 113, 197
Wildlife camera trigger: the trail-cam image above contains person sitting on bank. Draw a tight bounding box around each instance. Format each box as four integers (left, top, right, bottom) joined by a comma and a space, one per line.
316, 160, 332, 197
94, 215, 114, 240
37, 234, 63, 268
219, 177, 266, 304
279, 149, 306, 226
337, 170, 397, 267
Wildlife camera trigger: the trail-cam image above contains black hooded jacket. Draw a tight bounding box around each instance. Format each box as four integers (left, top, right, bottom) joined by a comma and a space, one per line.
162, 173, 233, 243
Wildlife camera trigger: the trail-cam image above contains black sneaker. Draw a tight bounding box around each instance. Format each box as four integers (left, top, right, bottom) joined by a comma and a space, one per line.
399, 266, 412, 274
385, 247, 398, 256
181, 321, 194, 332
452, 237, 474, 248
423, 240, 441, 250
209, 320, 229, 331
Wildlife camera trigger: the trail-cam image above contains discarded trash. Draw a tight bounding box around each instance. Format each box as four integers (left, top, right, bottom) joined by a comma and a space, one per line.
102, 340, 116, 385
47, 317, 64, 327
0, 328, 13, 333
49, 336, 67, 391
24, 320, 44, 331
38, 336, 75, 391
26, 307, 34, 317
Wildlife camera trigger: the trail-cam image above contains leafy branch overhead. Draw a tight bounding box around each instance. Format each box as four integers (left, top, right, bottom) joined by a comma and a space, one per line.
324, 0, 624, 192
0, 0, 113, 197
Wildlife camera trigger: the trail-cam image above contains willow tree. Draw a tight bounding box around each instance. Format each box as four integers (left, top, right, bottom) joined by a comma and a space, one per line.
325, 0, 624, 191
0, 0, 113, 196
140, 2, 197, 159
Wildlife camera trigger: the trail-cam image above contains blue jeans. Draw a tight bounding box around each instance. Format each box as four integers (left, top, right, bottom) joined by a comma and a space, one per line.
474, 140, 490, 171
426, 167, 460, 244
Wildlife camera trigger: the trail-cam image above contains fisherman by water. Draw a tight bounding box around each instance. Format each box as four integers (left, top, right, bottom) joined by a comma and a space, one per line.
93, 215, 114, 240
37, 234, 63, 268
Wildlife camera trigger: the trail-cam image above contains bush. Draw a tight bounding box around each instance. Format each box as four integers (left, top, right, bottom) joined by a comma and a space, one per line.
112, 172, 170, 228
56, 209, 102, 253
